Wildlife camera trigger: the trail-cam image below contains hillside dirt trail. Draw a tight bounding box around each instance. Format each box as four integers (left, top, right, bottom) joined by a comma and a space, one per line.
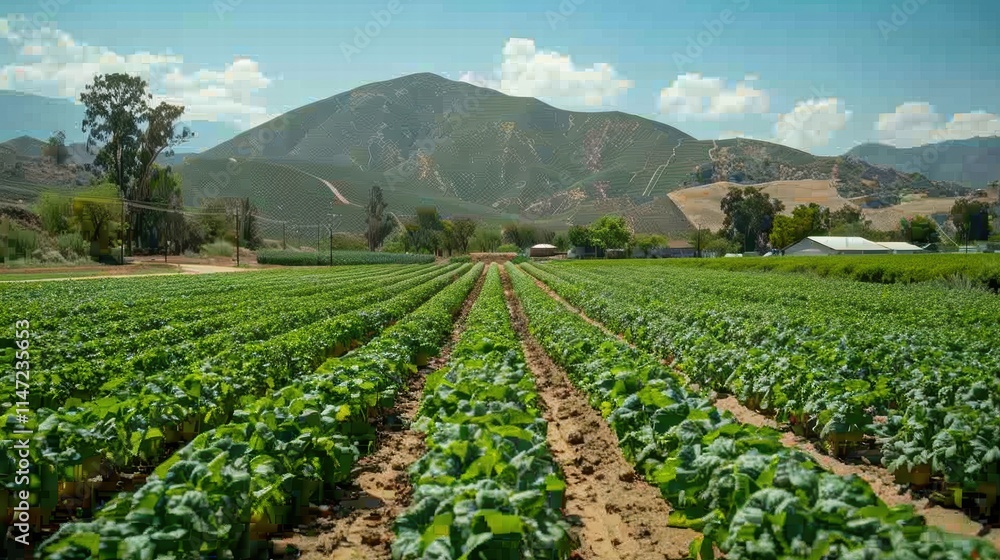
518, 265, 999, 548
275, 267, 488, 559
501, 267, 698, 560
270, 161, 359, 206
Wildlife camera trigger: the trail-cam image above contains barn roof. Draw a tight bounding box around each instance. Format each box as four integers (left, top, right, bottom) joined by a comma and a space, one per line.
876, 241, 924, 251
805, 236, 887, 251
530, 244, 557, 249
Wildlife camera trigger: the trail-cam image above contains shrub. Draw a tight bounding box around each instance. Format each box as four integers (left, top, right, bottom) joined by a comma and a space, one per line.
56, 232, 87, 258
201, 240, 235, 257
256, 250, 436, 266
449, 255, 471, 264
496, 243, 520, 253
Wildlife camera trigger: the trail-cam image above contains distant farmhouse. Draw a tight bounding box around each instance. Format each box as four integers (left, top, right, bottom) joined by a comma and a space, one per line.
784, 236, 924, 256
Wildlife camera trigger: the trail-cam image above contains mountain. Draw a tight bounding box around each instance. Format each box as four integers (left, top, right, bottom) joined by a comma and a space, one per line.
169, 73, 967, 235
1, 136, 48, 158
0, 92, 87, 144
847, 137, 1000, 187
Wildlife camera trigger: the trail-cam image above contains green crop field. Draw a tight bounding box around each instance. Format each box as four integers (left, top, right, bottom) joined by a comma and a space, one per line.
2, 259, 998, 559
650, 253, 1000, 289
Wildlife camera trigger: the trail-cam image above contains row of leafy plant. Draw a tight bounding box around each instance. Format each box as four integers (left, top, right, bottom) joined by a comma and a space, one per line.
0, 264, 466, 535
655, 253, 1000, 290
256, 249, 436, 266
2, 264, 442, 408
524, 260, 1000, 512
507, 262, 999, 559
393, 265, 573, 559
33, 264, 483, 559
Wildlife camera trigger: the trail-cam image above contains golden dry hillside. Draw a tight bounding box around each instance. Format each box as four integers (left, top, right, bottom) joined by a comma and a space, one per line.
668, 179, 989, 233
668, 180, 856, 230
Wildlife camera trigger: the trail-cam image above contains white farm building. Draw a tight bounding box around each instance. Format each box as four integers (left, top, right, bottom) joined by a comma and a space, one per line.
875, 241, 925, 254
783, 236, 924, 256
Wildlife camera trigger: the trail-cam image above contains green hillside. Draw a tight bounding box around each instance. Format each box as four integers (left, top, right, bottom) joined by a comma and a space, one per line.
177, 72, 970, 234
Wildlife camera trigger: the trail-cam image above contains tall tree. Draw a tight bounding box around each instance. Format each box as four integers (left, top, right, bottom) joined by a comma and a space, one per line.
568, 225, 592, 248
80, 73, 150, 194
829, 205, 866, 229
768, 215, 798, 250
408, 207, 444, 254
364, 184, 394, 251
80, 73, 191, 252
501, 223, 538, 249
721, 186, 784, 253
44, 131, 68, 164
589, 215, 633, 253
471, 228, 501, 252
950, 197, 991, 243
770, 203, 831, 249
901, 215, 940, 244
451, 218, 477, 254
72, 183, 121, 257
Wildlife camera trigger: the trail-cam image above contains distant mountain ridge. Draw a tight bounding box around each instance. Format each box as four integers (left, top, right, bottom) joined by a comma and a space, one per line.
178, 72, 969, 233
847, 137, 1000, 187
2, 75, 978, 234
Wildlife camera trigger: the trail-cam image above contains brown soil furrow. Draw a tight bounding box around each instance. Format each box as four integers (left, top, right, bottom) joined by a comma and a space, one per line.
276, 266, 488, 559
502, 267, 697, 560
522, 265, 998, 546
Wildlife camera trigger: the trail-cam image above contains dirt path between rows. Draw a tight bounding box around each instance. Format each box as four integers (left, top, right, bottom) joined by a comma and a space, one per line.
277, 267, 488, 559
520, 265, 999, 547
502, 267, 698, 560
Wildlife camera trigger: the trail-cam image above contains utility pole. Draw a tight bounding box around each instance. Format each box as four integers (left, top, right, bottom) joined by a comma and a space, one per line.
235, 212, 241, 267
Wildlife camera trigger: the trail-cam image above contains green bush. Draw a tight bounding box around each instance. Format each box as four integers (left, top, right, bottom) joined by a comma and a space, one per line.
496, 243, 520, 253
511, 256, 529, 264
448, 255, 471, 264
201, 240, 235, 257
0, 223, 41, 262
256, 250, 435, 266
56, 232, 87, 258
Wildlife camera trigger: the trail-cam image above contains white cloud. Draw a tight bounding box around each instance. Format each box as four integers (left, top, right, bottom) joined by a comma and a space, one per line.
0, 16, 273, 129
876, 102, 1000, 148
658, 73, 769, 120
773, 98, 851, 151
459, 38, 632, 107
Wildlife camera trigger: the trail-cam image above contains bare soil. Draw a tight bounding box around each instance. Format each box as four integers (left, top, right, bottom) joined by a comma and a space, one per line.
469, 252, 518, 263
502, 267, 698, 560
274, 266, 488, 559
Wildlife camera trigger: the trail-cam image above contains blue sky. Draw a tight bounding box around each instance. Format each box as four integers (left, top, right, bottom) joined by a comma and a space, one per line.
1, 0, 998, 155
